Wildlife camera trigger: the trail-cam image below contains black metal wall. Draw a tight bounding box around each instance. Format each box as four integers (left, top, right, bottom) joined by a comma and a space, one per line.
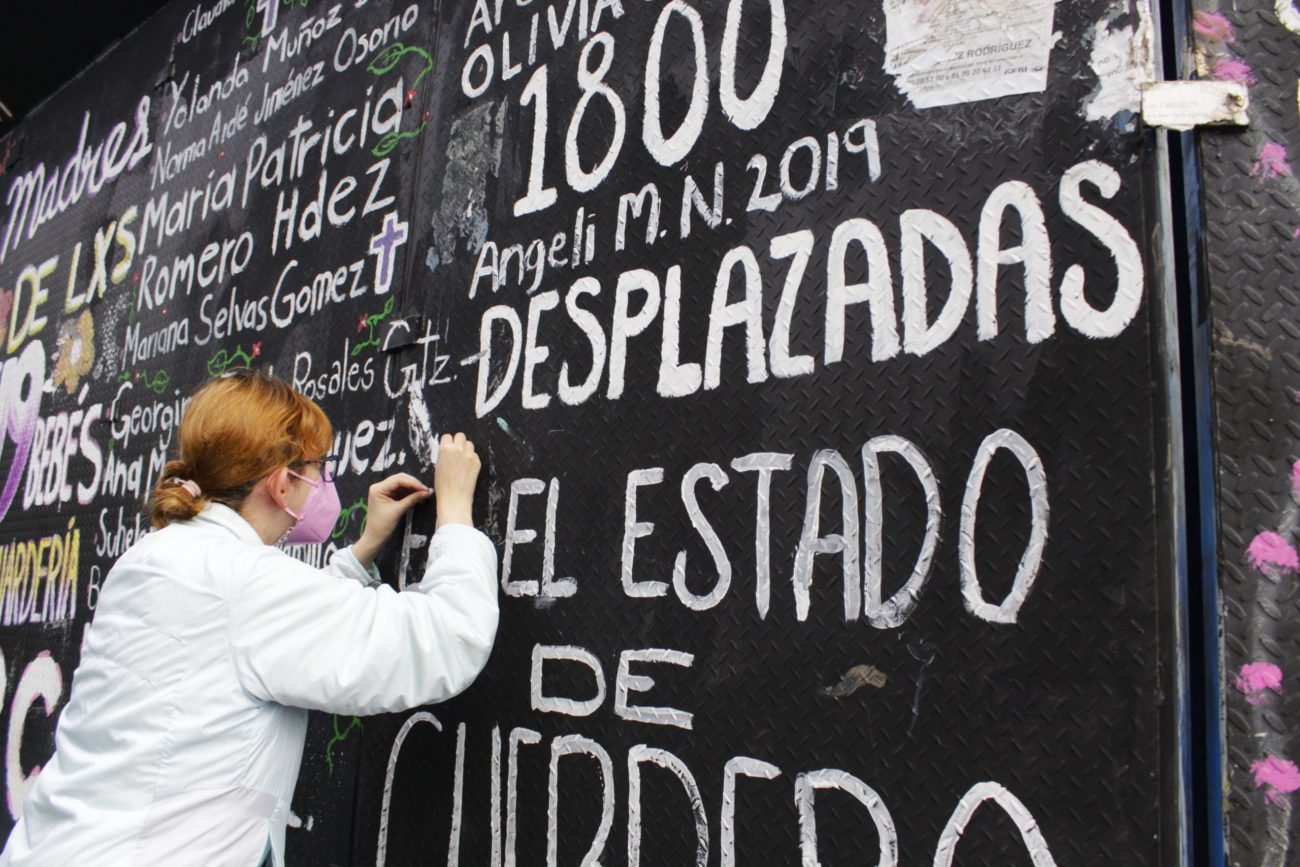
1192, 0, 1300, 863
0, 0, 1182, 863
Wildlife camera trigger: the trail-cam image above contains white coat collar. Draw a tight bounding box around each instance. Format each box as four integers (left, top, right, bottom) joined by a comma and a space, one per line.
190, 502, 268, 547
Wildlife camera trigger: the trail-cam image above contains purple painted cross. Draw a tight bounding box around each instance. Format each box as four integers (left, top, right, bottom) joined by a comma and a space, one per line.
369, 211, 409, 295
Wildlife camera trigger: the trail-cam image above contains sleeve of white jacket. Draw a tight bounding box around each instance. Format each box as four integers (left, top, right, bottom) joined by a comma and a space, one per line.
228, 524, 499, 715
324, 546, 382, 587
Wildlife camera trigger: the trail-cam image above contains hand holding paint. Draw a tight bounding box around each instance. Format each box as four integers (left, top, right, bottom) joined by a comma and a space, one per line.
435, 433, 480, 529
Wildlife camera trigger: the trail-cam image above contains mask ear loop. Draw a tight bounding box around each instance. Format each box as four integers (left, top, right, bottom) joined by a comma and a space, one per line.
276, 494, 301, 546
275, 468, 312, 545
281, 467, 324, 521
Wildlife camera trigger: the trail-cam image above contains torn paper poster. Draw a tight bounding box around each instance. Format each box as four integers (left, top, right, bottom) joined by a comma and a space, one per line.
883, 0, 1058, 109
1084, 1, 1157, 123
1141, 80, 1249, 130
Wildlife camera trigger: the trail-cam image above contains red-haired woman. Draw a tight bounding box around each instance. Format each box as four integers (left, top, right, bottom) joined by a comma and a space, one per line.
0, 371, 498, 867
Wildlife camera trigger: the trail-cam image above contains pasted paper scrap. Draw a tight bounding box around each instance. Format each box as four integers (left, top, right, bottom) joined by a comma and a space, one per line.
884, 0, 1058, 109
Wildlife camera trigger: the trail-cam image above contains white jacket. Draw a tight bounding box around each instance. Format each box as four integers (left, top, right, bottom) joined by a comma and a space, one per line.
0, 503, 499, 867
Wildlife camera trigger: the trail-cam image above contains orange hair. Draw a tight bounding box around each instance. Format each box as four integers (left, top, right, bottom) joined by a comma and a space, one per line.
149, 370, 333, 528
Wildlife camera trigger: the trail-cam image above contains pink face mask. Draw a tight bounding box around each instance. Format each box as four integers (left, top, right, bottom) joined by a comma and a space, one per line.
280, 469, 341, 545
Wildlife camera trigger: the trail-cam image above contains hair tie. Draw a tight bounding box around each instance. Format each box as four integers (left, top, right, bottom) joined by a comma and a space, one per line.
170, 478, 202, 498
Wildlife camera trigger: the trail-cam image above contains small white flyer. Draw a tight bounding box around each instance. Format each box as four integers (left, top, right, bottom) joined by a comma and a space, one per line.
884, 0, 1058, 109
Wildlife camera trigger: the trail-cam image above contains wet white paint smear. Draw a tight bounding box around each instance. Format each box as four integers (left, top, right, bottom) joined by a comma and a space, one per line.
884, 0, 1058, 109
1281, 0, 1300, 34
406, 384, 437, 467
1084, 1, 1155, 123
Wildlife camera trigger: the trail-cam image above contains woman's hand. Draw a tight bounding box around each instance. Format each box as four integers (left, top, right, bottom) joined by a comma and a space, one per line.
435, 433, 480, 529
352, 473, 432, 567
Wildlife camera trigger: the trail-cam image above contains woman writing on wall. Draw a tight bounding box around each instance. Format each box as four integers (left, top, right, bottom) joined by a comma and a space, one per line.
0, 370, 499, 867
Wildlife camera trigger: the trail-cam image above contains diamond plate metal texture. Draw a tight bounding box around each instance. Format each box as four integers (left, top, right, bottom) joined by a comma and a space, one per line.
1194, 1, 1300, 863
352, 1, 1182, 864
0, 0, 1181, 864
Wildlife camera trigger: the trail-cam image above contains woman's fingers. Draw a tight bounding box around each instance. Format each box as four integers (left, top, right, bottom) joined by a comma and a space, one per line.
438, 433, 477, 457
395, 488, 434, 507
372, 472, 430, 498
390, 472, 427, 488
435, 432, 480, 528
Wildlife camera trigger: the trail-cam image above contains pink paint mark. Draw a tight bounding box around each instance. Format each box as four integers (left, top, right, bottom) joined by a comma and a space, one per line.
1252, 143, 1293, 181
1236, 661, 1284, 704
1292, 460, 1300, 496
1247, 531, 1299, 573
1213, 57, 1257, 84
1194, 10, 1236, 42
1253, 756, 1300, 805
